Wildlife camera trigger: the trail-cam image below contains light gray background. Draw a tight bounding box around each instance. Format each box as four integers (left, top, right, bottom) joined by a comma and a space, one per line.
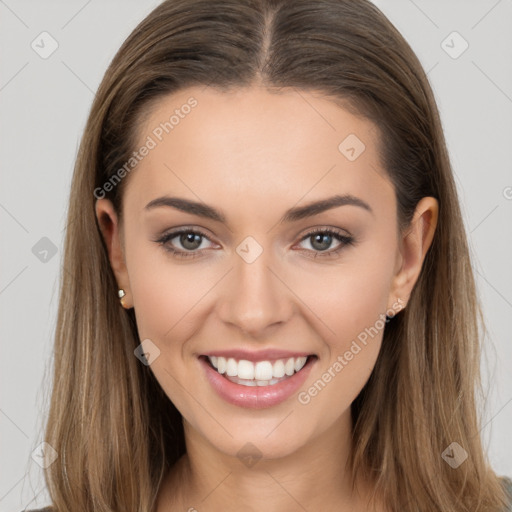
1, 1, 511, 510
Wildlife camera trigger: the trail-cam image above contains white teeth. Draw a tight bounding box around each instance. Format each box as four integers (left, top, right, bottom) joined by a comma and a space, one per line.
273, 360, 285, 378
217, 357, 226, 374
224, 375, 286, 387
254, 361, 273, 380
207, 355, 310, 382
284, 357, 295, 376
237, 359, 255, 380
294, 356, 307, 372
226, 358, 238, 377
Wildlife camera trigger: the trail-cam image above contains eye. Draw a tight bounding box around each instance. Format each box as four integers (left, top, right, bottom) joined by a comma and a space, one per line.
295, 228, 354, 258
154, 228, 216, 259
154, 226, 355, 260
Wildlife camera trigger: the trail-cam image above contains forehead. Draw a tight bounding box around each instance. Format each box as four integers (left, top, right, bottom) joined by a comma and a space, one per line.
125, 85, 393, 217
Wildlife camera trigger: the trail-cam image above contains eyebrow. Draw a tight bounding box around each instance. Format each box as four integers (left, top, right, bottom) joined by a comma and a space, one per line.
144, 194, 373, 223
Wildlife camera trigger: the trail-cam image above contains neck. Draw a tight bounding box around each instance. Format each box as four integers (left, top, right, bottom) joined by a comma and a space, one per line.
156, 409, 383, 512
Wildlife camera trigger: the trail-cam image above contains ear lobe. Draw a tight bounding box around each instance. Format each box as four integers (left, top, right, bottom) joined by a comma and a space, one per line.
95, 198, 130, 292
388, 196, 438, 308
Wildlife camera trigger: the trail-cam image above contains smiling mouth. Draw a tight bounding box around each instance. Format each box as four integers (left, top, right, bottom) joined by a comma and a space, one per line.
200, 354, 317, 387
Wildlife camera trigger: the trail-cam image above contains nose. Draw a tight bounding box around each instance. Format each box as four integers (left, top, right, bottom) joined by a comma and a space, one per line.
217, 244, 294, 337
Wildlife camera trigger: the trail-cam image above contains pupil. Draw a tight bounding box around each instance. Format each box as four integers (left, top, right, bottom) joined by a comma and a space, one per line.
312, 233, 331, 251
181, 233, 201, 250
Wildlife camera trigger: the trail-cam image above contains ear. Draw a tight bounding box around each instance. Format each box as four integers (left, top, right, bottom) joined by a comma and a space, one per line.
388, 196, 438, 310
95, 198, 132, 308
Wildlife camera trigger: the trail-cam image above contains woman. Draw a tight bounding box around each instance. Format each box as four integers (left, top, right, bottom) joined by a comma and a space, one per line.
28, 0, 512, 510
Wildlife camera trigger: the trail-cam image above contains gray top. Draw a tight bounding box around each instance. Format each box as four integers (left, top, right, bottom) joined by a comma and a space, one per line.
21, 476, 512, 512
502, 477, 512, 511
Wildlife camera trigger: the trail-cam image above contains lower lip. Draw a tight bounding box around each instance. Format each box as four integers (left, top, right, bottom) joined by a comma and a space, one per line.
199, 356, 316, 409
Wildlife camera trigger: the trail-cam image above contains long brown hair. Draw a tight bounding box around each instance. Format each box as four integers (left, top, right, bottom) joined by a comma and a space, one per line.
42, 1, 508, 510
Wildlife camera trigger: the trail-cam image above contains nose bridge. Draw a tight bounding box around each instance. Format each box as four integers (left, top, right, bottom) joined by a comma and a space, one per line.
219, 236, 292, 335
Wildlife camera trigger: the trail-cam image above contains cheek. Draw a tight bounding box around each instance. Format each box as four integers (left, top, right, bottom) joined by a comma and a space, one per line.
292, 252, 395, 351
125, 237, 229, 352
124, 243, 217, 417
294, 260, 393, 420
130, 267, 202, 339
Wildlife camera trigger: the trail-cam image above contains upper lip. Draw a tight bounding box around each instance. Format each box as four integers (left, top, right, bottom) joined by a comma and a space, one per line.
201, 349, 315, 363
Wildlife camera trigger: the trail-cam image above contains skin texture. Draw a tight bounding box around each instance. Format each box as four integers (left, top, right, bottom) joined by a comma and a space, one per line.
96, 86, 438, 512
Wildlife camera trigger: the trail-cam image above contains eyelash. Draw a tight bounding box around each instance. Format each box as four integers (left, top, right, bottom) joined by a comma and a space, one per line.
154, 227, 355, 260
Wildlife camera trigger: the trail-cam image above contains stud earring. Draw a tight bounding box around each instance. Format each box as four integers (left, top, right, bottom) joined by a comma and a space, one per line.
118, 289, 128, 308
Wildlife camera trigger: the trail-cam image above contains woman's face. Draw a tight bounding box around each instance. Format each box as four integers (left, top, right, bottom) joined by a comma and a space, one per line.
97, 85, 436, 461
